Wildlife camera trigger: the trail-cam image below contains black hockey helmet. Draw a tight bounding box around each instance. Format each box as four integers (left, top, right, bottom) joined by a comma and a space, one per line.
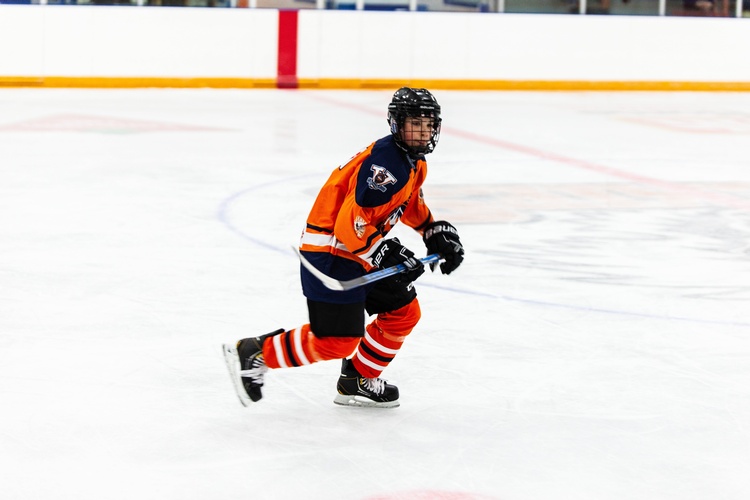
387, 87, 442, 156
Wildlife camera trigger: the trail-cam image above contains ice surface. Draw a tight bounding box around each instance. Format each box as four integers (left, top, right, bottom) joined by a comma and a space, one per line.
1, 88, 749, 500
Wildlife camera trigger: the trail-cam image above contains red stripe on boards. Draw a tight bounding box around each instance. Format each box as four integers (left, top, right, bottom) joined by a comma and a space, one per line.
277, 10, 299, 89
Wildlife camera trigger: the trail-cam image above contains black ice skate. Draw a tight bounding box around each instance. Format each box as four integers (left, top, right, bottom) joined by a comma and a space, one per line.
334, 358, 400, 408
222, 328, 284, 406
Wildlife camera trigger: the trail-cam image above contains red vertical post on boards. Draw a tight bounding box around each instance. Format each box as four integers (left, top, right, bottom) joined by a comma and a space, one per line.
277, 10, 299, 89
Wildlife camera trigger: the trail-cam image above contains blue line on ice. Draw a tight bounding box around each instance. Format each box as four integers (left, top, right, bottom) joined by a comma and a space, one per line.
218, 178, 750, 329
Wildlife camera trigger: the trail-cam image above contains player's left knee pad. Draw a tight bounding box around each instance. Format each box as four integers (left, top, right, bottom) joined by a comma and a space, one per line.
373, 298, 421, 338
311, 335, 360, 361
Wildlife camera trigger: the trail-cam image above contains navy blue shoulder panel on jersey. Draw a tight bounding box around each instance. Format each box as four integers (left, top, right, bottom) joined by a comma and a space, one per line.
355, 136, 413, 209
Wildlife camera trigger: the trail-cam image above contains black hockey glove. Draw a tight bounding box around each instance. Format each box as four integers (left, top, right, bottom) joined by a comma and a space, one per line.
372, 238, 425, 283
423, 220, 464, 275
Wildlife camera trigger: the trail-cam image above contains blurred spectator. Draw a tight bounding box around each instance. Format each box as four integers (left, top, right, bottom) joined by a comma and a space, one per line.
684, 0, 714, 12
568, 0, 631, 15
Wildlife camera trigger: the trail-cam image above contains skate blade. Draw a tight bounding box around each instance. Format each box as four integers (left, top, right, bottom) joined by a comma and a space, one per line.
333, 394, 400, 409
222, 344, 252, 407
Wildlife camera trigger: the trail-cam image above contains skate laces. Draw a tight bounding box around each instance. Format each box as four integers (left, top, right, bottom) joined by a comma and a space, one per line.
361, 377, 386, 395
243, 354, 267, 384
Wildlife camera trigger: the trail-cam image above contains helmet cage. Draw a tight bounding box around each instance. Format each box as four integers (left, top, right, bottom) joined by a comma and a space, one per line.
387, 87, 442, 156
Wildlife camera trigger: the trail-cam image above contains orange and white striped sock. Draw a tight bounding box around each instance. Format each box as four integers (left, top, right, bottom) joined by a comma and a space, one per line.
262, 324, 360, 369
351, 299, 421, 378
262, 324, 314, 369
351, 321, 406, 378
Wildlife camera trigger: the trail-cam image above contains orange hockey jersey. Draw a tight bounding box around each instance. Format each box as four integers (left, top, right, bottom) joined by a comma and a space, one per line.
299, 135, 434, 302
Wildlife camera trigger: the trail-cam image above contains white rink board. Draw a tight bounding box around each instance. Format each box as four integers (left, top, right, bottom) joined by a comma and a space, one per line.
1, 5, 750, 82
297, 11, 750, 81
0, 5, 279, 78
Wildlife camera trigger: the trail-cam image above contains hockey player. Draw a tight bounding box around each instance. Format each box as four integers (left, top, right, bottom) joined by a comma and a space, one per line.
223, 87, 464, 408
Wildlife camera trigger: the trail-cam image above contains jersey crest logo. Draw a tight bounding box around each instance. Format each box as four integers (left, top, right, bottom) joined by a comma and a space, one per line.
354, 216, 366, 238
367, 164, 397, 192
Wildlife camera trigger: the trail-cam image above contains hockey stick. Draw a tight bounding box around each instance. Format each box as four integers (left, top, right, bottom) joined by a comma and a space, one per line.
293, 246, 442, 291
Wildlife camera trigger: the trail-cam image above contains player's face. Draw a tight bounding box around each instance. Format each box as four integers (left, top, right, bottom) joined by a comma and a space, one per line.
401, 116, 434, 149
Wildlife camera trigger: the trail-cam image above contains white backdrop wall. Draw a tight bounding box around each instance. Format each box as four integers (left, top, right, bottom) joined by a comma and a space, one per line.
0, 5, 279, 82
1, 5, 749, 88
297, 11, 750, 83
